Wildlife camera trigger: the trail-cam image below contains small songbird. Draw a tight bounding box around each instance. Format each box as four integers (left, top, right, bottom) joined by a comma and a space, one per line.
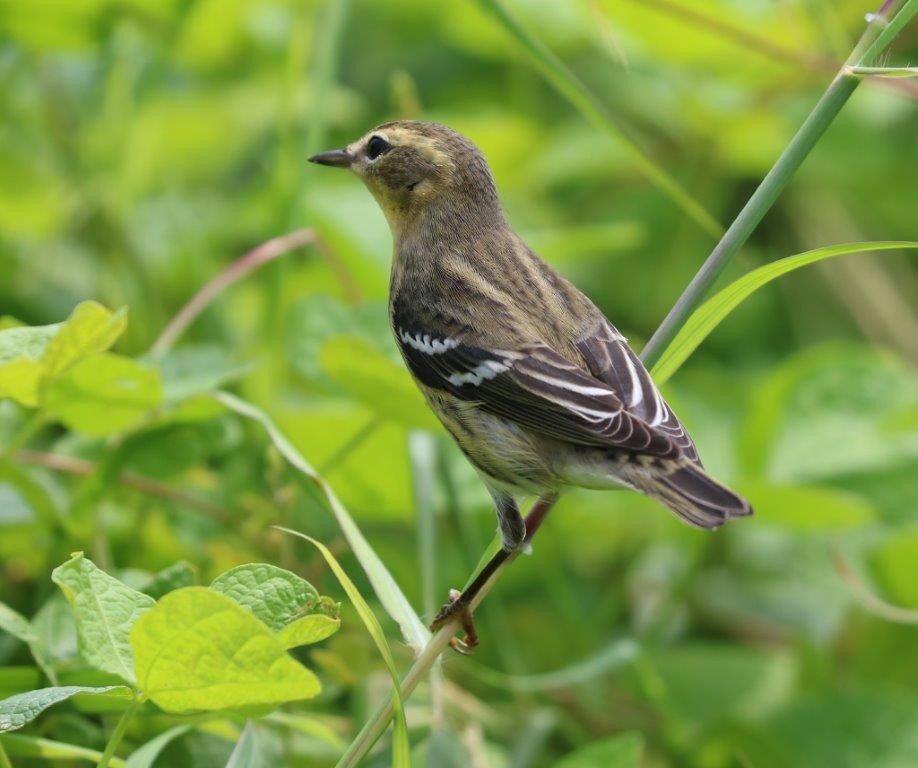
310, 121, 751, 645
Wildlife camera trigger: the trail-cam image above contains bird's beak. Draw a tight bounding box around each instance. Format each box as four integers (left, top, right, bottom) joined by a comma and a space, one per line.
308, 149, 352, 168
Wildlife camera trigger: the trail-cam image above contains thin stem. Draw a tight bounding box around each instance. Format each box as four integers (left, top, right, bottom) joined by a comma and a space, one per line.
97, 697, 141, 768
640, 0, 913, 367
15, 449, 230, 522
150, 228, 360, 356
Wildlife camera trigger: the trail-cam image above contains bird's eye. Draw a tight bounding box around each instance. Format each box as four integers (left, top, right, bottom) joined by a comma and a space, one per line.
366, 135, 390, 160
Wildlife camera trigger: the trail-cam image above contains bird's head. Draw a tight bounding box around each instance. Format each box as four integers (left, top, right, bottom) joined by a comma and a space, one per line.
309, 121, 503, 239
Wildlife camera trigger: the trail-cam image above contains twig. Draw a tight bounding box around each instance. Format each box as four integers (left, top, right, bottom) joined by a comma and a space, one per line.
150, 228, 361, 356
15, 449, 230, 522
97, 697, 141, 768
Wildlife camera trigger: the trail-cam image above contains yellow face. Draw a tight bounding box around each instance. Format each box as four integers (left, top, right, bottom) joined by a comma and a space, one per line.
309, 121, 460, 228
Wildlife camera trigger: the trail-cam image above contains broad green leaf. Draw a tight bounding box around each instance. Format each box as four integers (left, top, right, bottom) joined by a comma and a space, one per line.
276, 615, 341, 649
210, 564, 320, 632
739, 344, 918, 482
0, 301, 127, 407
0, 324, 61, 406
871, 528, 918, 609
211, 564, 340, 648
218, 392, 430, 652
0, 686, 130, 733
556, 732, 643, 768
140, 561, 197, 600
651, 644, 794, 724
762, 690, 918, 768
130, 587, 321, 713
319, 335, 440, 430
651, 241, 918, 385
51, 553, 155, 684
278, 529, 411, 768
0, 602, 56, 685
124, 725, 191, 768
740, 483, 874, 532
46, 353, 163, 436
149, 344, 249, 402
0, 669, 41, 700
0, 602, 34, 646
285, 296, 391, 387
41, 302, 127, 382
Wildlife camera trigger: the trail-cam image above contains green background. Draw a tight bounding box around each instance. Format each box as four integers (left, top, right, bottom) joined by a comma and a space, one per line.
1, 0, 917, 765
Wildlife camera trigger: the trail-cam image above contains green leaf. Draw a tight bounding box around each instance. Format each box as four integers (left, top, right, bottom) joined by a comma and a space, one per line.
0, 325, 61, 406
210, 563, 341, 648
0, 686, 130, 733
556, 732, 643, 768
130, 587, 321, 713
319, 335, 440, 430
740, 483, 875, 532
45, 353, 163, 436
285, 296, 391, 387
210, 564, 320, 632
51, 553, 155, 684
762, 689, 918, 768
871, 528, 918, 609
0, 602, 56, 685
149, 345, 249, 402
140, 561, 197, 600
124, 725, 191, 768
218, 392, 430, 652
278, 529, 411, 768
0, 603, 34, 646
276, 615, 340, 649
651, 242, 918, 386
0, 301, 127, 407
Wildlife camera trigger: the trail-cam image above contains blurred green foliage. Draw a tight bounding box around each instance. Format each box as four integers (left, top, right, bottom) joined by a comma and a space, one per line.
0, 0, 917, 766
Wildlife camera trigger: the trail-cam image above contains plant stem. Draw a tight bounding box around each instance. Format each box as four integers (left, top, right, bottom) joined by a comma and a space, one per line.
150, 228, 360, 356
640, 0, 914, 368
97, 697, 141, 768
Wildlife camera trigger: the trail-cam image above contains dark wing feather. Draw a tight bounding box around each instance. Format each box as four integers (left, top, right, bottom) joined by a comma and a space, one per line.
396, 327, 680, 459
576, 322, 700, 464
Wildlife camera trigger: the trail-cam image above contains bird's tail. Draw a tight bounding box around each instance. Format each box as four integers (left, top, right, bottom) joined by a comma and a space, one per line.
625, 461, 753, 530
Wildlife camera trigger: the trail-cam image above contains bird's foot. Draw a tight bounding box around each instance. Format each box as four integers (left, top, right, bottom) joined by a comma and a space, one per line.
430, 588, 479, 652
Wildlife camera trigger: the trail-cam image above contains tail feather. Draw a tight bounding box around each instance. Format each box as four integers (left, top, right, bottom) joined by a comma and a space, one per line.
628, 462, 752, 530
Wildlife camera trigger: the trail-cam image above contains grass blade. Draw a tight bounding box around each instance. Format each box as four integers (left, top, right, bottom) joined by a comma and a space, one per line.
277, 528, 411, 768
216, 392, 430, 652
650, 241, 918, 385
475, 0, 723, 239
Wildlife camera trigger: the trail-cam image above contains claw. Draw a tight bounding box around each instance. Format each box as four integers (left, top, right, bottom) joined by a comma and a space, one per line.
430, 588, 479, 649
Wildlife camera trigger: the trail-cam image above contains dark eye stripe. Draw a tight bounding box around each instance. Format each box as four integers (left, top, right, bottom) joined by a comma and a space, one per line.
366, 135, 390, 160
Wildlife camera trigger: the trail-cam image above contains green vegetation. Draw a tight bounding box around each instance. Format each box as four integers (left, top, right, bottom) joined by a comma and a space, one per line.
1, 1, 917, 766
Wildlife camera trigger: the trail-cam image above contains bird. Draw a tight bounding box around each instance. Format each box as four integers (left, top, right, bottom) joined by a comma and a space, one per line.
310, 121, 752, 647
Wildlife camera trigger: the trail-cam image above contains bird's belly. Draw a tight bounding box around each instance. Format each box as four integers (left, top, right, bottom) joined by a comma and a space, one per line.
424, 390, 557, 494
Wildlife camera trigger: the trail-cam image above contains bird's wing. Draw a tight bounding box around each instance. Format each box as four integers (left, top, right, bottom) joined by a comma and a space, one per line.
575, 321, 700, 463
395, 326, 681, 459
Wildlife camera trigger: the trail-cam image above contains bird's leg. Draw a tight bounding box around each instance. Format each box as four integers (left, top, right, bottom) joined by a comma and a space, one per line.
430, 492, 559, 649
